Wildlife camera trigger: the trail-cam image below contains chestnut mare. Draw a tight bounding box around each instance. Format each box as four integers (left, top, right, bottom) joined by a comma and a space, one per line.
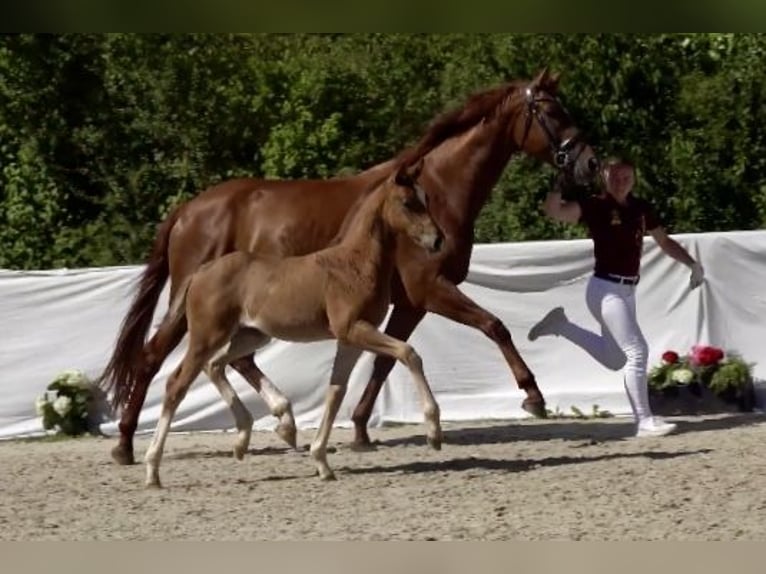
144, 160, 443, 487
100, 69, 600, 465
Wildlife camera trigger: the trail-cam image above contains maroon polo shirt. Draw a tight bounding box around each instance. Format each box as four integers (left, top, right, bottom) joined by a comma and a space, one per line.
577, 193, 661, 277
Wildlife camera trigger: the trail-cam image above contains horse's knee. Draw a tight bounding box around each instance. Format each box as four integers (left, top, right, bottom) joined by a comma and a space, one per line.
372, 352, 396, 373
483, 317, 513, 345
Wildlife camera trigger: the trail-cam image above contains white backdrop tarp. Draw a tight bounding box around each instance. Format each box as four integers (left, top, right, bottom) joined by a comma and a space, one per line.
1, 230, 765, 439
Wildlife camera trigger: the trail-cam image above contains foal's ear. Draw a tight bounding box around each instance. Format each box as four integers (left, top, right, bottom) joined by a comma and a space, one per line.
394, 157, 425, 187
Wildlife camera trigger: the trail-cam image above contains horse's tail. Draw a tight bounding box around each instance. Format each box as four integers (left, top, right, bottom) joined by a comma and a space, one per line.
97, 206, 183, 412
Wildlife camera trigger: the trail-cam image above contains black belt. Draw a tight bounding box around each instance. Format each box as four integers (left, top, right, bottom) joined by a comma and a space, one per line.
594, 271, 640, 285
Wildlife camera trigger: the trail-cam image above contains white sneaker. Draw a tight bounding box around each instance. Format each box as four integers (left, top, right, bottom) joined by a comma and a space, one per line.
527, 306, 567, 341
635, 417, 677, 438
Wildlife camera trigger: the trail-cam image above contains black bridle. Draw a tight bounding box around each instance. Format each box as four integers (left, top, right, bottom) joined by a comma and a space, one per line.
520, 85, 586, 172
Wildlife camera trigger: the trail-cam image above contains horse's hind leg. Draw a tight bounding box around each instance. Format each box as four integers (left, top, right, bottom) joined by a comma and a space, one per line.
229, 335, 297, 450
113, 314, 187, 466
204, 361, 253, 461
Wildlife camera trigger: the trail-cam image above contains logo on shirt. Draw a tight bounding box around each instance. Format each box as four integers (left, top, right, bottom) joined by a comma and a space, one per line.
610, 209, 621, 225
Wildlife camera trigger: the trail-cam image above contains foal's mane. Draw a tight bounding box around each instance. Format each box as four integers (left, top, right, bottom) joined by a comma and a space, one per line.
394, 80, 526, 168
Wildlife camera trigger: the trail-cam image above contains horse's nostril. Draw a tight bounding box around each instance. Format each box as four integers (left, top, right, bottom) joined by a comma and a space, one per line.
434, 234, 443, 251
588, 156, 600, 172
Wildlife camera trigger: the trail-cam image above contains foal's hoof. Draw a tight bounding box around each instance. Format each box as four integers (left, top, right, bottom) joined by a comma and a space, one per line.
522, 397, 548, 419
145, 480, 162, 490
234, 445, 248, 461
111, 444, 136, 466
318, 470, 337, 481
427, 435, 442, 451
276, 422, 298, 450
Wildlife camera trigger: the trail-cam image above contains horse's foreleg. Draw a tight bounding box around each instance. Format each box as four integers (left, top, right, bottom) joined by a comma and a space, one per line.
342, 321, 442, 453
350, 305, 426, 449
423, 275, 547, 418
309, 343, 363, 480
113, 317, 187, 466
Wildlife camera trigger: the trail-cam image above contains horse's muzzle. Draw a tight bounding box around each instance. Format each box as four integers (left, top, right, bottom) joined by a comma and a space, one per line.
426, 231, 444, 254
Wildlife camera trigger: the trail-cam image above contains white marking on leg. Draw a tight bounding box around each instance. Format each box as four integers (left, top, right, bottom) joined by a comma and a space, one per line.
400, 345, 442, 449
310, 383, 347, 480
145, 404, 175, 488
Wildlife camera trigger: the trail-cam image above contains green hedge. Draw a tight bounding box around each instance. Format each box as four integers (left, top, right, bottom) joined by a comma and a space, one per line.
1, 33, 764, 269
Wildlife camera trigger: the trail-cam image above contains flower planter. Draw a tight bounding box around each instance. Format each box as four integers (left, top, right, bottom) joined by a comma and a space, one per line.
649, 379, 757, 416
648, 345, 757, 416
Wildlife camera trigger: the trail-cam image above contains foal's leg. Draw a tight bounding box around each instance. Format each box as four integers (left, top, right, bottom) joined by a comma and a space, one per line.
344, 321, 442, 449
204, 361, 254, 460
311, 321, 442, 479
351, 305, 426, 450
113, 315, 187, 466
422, 275, 546, 417
226, 330, 297, 450
230, 355, 297, 450
144, 350, 207, 488
309, 343, 364, 480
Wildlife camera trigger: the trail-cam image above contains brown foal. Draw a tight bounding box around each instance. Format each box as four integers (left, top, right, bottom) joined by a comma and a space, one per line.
144, 160, 444, 486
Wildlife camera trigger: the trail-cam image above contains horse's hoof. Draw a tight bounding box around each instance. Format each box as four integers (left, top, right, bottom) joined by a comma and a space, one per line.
111, 444, 136, 466
348, 440, 378, 453
522, 398, 548, 419
319, 471, 337, 481
145, 480, 162, 489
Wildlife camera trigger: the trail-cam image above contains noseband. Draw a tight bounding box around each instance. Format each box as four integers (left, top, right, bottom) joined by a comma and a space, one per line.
520, 85, 585, 171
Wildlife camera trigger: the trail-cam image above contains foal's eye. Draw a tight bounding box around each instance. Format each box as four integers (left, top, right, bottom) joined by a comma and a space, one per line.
403, 196, 421, 211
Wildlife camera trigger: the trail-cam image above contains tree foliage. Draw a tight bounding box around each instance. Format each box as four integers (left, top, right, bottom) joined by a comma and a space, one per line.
1, 33, 765, 269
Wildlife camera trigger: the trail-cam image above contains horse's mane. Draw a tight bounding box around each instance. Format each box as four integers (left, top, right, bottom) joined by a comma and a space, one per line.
329, 79, 526, 247
394, 80, 526, 168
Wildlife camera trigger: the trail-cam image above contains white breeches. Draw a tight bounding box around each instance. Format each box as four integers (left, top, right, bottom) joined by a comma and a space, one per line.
559, 276, 651, 421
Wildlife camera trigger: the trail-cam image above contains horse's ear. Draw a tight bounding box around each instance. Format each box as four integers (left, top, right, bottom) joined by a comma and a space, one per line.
546, 71, 561, 92
532, 67, 550, 87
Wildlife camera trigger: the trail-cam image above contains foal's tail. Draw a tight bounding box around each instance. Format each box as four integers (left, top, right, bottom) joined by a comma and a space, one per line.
96, 206, 183, 412
166, 274, 194, 331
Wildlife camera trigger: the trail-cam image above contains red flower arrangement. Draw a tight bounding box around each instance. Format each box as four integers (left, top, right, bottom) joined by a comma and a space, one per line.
649, 344, 755, 410
690, 345, 725, 367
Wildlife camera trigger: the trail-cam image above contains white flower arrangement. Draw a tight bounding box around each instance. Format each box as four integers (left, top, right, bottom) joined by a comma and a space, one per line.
36, 369, 100, 436
52, 395, 73, 417
670, 368, 695, 384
